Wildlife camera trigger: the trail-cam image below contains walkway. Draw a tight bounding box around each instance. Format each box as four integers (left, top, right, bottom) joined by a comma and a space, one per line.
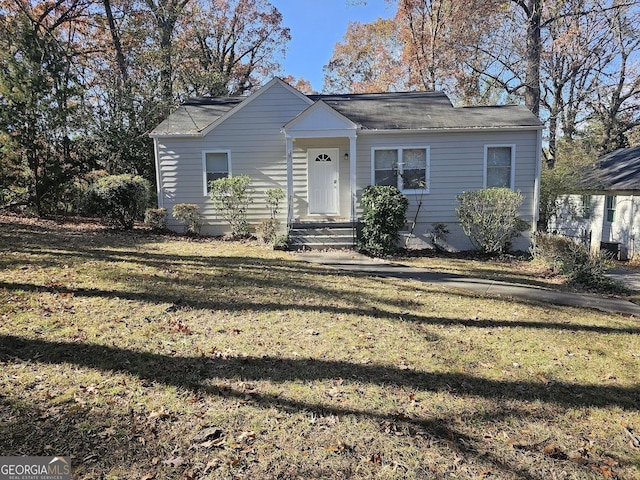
296, 251, 640, 317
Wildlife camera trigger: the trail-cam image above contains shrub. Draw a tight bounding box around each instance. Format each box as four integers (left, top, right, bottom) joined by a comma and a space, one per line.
84, 174, 150, 229
256, 218, 279, 244
456, 188, 528, 254
428, 223, 450, 252
257, 187, 285, 244
273, 234, 290, 251
265, 187, 285, 219
531, 233, 615, 288
210, 175, 253, 238
172, 204, 202, 235
358, 185, 408, 257
144, 208, 167, 231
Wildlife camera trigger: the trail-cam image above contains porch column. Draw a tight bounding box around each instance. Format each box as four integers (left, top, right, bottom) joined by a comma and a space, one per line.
349, 135, 357, 222
590, 195, 604, 255
286, 136, 294, 227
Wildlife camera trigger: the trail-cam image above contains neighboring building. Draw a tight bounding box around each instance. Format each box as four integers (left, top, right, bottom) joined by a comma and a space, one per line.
551, 145, 640, 260
151, 77, 543, 250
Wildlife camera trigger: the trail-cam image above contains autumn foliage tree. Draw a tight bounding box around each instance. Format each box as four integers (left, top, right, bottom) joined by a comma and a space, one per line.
176, 0, 291, 97
0, 0, 92, 213
323, 18, 406, 93
0, 0, 291, 215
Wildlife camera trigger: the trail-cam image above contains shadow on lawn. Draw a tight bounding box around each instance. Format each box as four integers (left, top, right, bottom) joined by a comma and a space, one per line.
0, 375, 544, 480
1, 277, 639, 336
2, 334, 638, 412
4, 334, 635, 479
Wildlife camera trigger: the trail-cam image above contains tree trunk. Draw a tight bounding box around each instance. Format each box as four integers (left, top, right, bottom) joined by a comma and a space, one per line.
523, 0, 542, 117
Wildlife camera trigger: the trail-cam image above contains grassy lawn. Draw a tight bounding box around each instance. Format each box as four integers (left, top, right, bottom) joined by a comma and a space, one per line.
393, 251, 640, 305
1, 216, 639, 479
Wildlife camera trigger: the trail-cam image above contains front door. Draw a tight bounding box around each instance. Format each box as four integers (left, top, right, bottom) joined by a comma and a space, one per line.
308, 148, 339, 215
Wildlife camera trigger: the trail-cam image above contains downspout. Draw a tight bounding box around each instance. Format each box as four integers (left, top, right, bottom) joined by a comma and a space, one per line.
532, 129, 542, 233
349, 134, 357, 247
285, 135, 294, 229
153, 138, 163, 209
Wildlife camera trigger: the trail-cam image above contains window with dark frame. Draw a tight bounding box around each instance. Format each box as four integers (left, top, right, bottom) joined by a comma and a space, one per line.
581, 195, 591, 218
606, 195, 616, 222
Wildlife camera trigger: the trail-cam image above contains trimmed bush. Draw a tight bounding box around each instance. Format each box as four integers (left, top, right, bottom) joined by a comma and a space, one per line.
84, 174, 150, 229
456, 188, 528, 254
144, 208, 167, 231
172, 204, 202, 235
209, 175, 253, 238
358, 185, 408, 257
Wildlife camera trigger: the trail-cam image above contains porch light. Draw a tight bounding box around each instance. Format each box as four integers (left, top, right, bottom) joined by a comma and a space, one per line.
344, 153, 349, 161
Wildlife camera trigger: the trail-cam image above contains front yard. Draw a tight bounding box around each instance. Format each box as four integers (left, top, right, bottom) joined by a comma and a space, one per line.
0, 216, 639, 479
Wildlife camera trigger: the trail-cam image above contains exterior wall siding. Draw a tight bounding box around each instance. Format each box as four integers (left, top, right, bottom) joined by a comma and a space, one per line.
156, 82, 541, 251
552, 194, 640, 260
156, 82, 310, 235
356, 130, 540, 251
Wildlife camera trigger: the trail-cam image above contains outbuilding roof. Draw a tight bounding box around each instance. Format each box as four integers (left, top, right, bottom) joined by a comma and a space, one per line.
581, 145, 640, 192
150, 82, 542, 136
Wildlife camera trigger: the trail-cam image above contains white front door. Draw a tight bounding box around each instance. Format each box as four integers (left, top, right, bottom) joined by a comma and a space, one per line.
308, 148, 339, 215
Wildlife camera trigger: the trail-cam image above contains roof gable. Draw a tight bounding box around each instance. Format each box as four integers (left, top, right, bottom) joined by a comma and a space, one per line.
150, 77, 312, 137
284, 100, 357, 138
200, 77, 312, 137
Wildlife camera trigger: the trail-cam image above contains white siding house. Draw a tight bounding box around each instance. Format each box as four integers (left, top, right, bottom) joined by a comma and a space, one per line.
151, 78, 543, 251
551, 146, 640, 260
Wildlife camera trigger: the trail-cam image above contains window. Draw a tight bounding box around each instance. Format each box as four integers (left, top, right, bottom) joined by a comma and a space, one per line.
373, 149, 398, 187
606, 195, 616, 222
203, 151, 230, 195
372, 147, 430, 193
581, 195, 591, 218
485, 145, 514, 189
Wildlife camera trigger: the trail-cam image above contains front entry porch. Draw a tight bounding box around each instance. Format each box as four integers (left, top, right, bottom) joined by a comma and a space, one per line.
288, 220, 356, 250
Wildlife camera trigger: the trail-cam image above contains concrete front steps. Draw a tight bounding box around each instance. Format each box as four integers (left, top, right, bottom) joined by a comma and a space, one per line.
288, 221, 356, 250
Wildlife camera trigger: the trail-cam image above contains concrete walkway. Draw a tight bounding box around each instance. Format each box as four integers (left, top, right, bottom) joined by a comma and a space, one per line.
296, 251, 640, 317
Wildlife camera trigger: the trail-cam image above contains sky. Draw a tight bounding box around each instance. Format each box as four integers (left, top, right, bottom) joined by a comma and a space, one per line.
269, 0, 393, 92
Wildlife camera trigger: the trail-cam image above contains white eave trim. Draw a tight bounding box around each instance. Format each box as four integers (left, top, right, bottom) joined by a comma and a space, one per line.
358, 125, 544, 134
149, 132, 203, 139
283, 129, 358, 139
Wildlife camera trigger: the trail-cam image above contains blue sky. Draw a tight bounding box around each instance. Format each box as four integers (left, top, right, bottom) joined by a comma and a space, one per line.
269, 0, 393, 92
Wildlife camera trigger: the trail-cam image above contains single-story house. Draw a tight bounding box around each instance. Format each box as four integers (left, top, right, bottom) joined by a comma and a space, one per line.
550, 145, 640, 260
151, 77, 543, 250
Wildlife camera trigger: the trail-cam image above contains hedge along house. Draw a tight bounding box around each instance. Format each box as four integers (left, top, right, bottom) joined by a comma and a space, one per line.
550, 145, 640, 260
151, 77, 543, 250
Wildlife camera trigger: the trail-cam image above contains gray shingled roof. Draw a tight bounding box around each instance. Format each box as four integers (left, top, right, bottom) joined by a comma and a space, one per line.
580, 145, 640, 192
309, 91, 541, 130
152, 97, 243, 135
151, 89, 541, 136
